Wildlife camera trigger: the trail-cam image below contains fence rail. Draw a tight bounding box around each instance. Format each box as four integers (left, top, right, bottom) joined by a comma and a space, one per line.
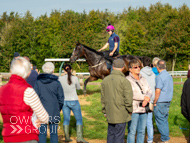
168, 71, 188, 76
0, 71, 188, 87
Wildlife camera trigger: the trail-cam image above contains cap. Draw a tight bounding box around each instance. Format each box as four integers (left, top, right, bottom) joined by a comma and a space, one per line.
14, 52, 20, 57
113, 59, 124, 68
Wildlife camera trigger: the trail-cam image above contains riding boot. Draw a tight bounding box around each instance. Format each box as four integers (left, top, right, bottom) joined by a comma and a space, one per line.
76, 125, 89, 143
63, 125, 72, 142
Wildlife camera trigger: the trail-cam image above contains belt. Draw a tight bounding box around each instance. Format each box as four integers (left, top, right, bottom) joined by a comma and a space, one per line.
157, 101, 170, 103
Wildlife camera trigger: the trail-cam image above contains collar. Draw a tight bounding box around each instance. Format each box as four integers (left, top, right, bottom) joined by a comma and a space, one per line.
111, 70, 125, 77
9, 74, 32, 87
129, 72, 142, 81
159, 69, 167, 75
110, 32, 116, 37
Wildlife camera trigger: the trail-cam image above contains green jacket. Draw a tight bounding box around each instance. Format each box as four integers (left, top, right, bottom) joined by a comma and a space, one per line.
101, 70, 133, 124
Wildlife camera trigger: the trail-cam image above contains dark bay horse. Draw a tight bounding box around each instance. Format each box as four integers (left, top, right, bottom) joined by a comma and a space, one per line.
70, 42, 151, 94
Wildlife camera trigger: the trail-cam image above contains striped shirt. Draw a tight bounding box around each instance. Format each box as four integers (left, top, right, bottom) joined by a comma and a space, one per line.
24, 87, 49, 124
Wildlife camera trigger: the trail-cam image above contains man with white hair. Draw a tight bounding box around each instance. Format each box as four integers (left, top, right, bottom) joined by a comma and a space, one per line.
34, 62, 64, 143
0, 57, 49, 142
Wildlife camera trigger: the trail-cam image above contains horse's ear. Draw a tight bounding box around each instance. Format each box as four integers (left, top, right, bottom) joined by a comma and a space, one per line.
76, 41, 80, 45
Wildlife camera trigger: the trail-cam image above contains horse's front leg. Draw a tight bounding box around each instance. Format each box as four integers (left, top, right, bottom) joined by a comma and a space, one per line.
84, 76, 98, 95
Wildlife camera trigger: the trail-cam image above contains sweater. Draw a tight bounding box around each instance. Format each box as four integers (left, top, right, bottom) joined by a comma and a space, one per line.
140, 66, 156, 103
126, 73, 152, 113
59, 74, 80, 101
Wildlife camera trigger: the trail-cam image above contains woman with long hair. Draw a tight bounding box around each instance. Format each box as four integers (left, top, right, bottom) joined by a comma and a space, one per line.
59, 64, 88, 143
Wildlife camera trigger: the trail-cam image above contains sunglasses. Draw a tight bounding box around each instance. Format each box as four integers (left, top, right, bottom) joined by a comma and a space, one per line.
106, 29, 111, 32
132, 66, 141, 69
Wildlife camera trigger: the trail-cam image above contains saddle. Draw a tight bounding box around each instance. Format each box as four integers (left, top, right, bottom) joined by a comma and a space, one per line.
102, 51, 120, 64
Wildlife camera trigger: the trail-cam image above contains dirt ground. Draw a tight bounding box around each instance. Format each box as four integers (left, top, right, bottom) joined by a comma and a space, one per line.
58, 135, 189, 143
0, 95, 189, 143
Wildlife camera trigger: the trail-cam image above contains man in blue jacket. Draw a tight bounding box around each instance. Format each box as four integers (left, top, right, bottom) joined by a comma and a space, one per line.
24, 56, 38, 87
34, 62, 64, 143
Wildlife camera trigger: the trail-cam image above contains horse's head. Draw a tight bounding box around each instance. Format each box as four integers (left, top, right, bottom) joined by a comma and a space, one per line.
70, 42, 84, 63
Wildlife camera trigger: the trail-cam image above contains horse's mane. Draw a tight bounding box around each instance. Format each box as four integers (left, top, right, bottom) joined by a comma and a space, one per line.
81, 44, 104, 56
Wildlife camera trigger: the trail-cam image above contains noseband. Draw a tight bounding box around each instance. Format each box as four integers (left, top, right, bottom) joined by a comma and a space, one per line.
71, 45, 83, 61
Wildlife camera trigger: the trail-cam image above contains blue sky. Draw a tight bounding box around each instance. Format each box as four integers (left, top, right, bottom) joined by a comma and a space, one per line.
0, 0, 190, 18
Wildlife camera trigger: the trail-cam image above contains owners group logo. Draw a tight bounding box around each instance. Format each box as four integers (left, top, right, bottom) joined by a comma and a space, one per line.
10, 116, 60, 134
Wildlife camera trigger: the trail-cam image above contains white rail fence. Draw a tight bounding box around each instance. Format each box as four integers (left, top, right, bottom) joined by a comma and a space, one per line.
168, 71, 188, 76
0, 71, 188, 87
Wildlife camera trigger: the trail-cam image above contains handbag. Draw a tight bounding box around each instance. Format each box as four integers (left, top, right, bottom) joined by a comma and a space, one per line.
139, 102, 153, 112
136, 82, 153, 113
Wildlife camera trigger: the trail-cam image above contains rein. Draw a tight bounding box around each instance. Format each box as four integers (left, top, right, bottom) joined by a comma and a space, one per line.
89, 61, 105, 68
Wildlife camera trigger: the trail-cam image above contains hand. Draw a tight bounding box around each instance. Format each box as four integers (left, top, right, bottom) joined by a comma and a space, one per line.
35, 119, 41, 128
142, 100, 148, 107
104, 114, 106, 117
98, 49, 101, 52
129, 112, 132, 116
154, 103, 157, 106
189, 65, 190, 70
109, 52, 114, 56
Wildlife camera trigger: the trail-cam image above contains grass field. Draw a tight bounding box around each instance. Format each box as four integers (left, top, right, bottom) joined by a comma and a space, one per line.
0, 77, 189, 142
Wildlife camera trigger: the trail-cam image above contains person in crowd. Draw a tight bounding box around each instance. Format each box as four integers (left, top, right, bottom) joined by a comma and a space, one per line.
0, 57, 49, 143
33, 65, 40, 74
187, 64, 190, 78
59, 64, 88, 143
152, 57, 160, 76
11, 52, 20, 64
24, 56, 39, 87
140, 61, 156, 143
181, 74, 190, 142
34, 62, 64, 143
153, 60, 173, 143
101, 59, 133, 143
98, 24, 120, 71
126, 58, 152, 143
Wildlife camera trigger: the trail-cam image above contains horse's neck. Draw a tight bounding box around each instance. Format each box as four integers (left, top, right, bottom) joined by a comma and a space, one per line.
83, 48, 103, 66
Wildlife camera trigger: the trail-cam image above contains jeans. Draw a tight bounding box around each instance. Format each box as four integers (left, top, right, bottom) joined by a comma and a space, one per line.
127, 113, 148, 143
62, 100, 83, 125
106, 62, 113, 73
146, 112, 154, 143
154, 103, 170, 142
39, 123, 59, 143
107, 122, 126, 143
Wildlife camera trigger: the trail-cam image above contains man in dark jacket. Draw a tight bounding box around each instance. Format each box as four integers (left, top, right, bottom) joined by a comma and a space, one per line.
34, 62, 64, 143
101, 58, 133, 143
181, 77, 190, 142
24, 56, 38, 87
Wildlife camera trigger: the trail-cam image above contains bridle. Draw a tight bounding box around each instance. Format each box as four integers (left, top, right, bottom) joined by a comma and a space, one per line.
71, 45, 83, 60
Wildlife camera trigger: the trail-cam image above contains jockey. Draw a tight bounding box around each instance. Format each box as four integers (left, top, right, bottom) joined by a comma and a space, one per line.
98, 24, 120, 71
